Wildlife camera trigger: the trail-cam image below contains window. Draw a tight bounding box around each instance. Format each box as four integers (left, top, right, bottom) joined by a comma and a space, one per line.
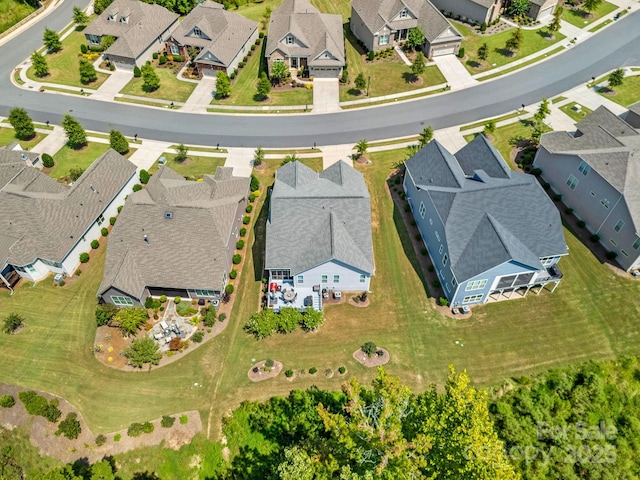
419, 202, 426, 219
435, 231, 440, 242
359, 274, 366, 283
40, 258, 62, 268
333, 275, 340, 283
88, 34, 100, 45
578, 161, 591, 176
621, 250, 629, 257
270, 269, 291, 280
297, 275, 304, 284
442, 253, 448, 266
399, 8, 408, 18
170, 44, 180, 55
566, 174, 578, 190
610, 239, 617, 246
111, 296, 133, 306
97, 214, 105, 226
379, 34, 389, 46
27, 265, 36, 273
193, 27, 202, 37
614, 220, 625, 232
600, 199, 610, 209
465, 279, 487, 291
195, 290, 215, 297
463, 294, 483, 304
445, 284, 450, 293
439, 245, 443, 254
286, 35, 294, 45
321, 275, 328, 283
633, 237, 640, 250
540, 256, 555, 266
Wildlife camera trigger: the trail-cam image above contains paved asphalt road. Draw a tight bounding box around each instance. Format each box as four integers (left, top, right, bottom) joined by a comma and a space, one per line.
2, 1, 640, 147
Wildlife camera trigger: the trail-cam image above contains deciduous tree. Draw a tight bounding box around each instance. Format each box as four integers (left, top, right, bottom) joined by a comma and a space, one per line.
141, 64, 160, 92
109, 129, 129, 154
505, 27, 523, 54
419, 125, 433, 147
608, 68, 625, 89
256, 72, 271, 99
354, 72, 367, 93
8, 108, 35, 140
270, 60, 288, 84
124, 338, 162, 368
79, 58, 97, 84
411, 51, 426, 78
583, 0, 602, 14
62, 114, 87, 149
43, 28, 62, 53
406, 26, 425, 50
31, 50, 49, 77
72, 6, 89, 25
215, 71, 231, 98
548, 5, 563, 33
507, 0, 530, 16
477, 42, 489, 62
175, 143, 188, 162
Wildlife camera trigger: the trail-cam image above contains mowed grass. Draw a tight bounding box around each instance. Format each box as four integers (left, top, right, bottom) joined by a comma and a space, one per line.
120, 67, 196, 103
232, 0, 283, 23
0, 0, 36, 34
559, 102, 593, 123
26, 30, 110, 89
459, 23, 565, 74
148, 153, 226, 179
0, 127, 46, 150
562, 1, 617, 28
597, 75, 640, 107
48, 142, 110, 179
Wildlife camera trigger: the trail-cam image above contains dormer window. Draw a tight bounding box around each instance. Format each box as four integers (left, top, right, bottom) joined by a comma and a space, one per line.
193, 27, 202, 37
399, 8, 408, 18
286, 35, 294, 45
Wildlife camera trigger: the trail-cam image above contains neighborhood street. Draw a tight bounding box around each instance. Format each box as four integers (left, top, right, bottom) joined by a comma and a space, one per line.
1, 0, 640, 147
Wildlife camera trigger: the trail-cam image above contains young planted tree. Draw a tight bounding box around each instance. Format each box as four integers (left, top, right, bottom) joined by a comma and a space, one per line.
175, 143, 188, 162
419, 126, 434, 147
253, 146, 264, 166
215, 71, 231, 99
62, 114, 87, 149
256, 72, 271, 100
583, 0, 602, 15
483, 120, 496, 137
608, 68, 625, 90
270, 61, 288, 85
354, 73, 367, 94
3, 313, 24, 334
507, 0, 530, 16
31, 50, 49, 77
72, 6, 89, 25
477, 43, 489, 63
504, 27, 523, 54
548, 5, 563, 35
109, 129, 129, 154
8, 107, 35, 140
112, 308, 148, 337
354, 139, 368, 159
411, 51, 426, 80
124, 338, 162, 368
43, 28, 62, 53
141, 64, 160, 92
534, 98, 550, 123
406, 26, 425, 50
78, 58, 97, 84
281, 153, 298, 165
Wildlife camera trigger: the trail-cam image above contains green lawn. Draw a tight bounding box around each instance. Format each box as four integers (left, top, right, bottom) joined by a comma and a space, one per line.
460, 25, 565, 74
562, 1, 617, 28
148, 153, 226, 179
232, 0, 284, 23
26, 30, 110, 89
120, 67, 196, 103
0, 127, 46, 150
597, 75, 640, 107
0, 0, 36, 34
48, 142, 111, 179
559, 102, 593, 123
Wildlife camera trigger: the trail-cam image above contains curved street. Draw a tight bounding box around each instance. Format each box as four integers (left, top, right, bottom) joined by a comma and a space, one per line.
1, 0, 640, 147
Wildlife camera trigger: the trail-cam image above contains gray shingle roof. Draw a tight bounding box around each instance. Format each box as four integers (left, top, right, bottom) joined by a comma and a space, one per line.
266, 0, 345, 67
85, 0, 178, 60
168, 1, 257, 68
539, 105, 640, 229
265, 161, 374, 276
0, 149, 136, 268
351, 0, 461, 43
406, 136, 567, 282
98, 166, 249, 300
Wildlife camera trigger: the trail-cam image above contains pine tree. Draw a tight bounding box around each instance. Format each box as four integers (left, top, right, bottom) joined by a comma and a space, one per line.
31, 50, 49, 77
256, 72, 271, 100
79, 58, 97, 84
62, 114, 87, 149
8, 108, 35, 140
109, 129, 129, 154
43, 28, 62, 53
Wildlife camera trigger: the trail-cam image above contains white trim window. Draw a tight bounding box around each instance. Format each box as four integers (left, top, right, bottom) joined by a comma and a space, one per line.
429, 218, 433, 225
379, 34, 389, 46
633, 237, 640, 250
193, 27, 202, 37
435, 231, 440, 242
399, 8, 408, 18
465, 279, 487, 291
578, 161, 591, 176
601, 198, 610, 209
111, 296, 133, 306
463, 294, 483, 304
321, 274, 328, 283
170, 44, 180, 55
439, 245, 443, 254
297, 275, 304, 284
88, 34, 100, 45
333, 274, 340, 283
566, 174, 578, 190
359, 274, 366, 283
614, 220, 624, 232
442, 253, 448, 266
286, 35, 294, 45
195, 289, 215, 297
419, 202, 426, 219
540, 256, 555, 266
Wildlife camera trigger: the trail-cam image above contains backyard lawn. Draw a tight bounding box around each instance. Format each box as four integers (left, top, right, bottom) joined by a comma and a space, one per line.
48, 142, 111, 179
0, 0, 36, 34
596, 74, 640, 107
559, 102, 593, 123
561, 1, 617, 28
26, 30, 110, 89
120, 67, 196, 103
148, 153, 226, 179
0, 127, 46, 150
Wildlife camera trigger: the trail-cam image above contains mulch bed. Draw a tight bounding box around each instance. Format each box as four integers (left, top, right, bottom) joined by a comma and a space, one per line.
353, 348, 390, 367
248, 360, 282, 382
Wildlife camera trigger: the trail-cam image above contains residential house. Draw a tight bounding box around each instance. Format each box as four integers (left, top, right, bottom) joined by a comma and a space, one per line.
2, 142, 41, 168
265, 161, 374, 311
98, 165, 249, 307
0, 149, 136, 291
165, 1, 258, 77
430, 0, 558, 23
84, 0, 179, 69
623, 100, 640, 129
350, 0, 463, 57
266, 0, 345, 78
404, 135, 567, 306
534, 105, 640, 272
527, 0, 559, 21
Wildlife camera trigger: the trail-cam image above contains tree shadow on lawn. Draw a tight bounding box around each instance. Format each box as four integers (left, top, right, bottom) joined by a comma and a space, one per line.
251, 189, 270, 282
466, 59, 481, 68
494, 47, 515, 58
401, 72, 420, 85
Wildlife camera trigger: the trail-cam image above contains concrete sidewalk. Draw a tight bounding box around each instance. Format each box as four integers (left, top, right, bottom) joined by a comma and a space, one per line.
31, 125, 66, 155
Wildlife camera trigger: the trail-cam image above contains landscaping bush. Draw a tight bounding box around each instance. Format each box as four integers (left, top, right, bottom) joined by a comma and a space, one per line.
202, 305, 216, 327
565, 208, 573, 215
174, 296, 182, 304
95, 434, 107, 446
248, 193, 256, 202
80, 44, 88, 54
236, 240, 245, 250
229, 269, 238, 279
193, 331, 204, 343
153, 52, 159, 59
243, 215, 251, 225
56, 412, 81, 439
590, 234, 600, 243
113, 308, 149, 337
245, 307, 323, 339
240, 227, 247, 237
132, 184, 142, 192
245, 204, 253, 213
114, 433, 121, 441
338, 366, 346, 374
532, 167, 542, 176
145, 297, 161, 309
421, 247, 428, 255
180, 414, 188, 424
578, 220, 586, 228
457, 47, 465, 58
133, 66, 141, 77
18, 391, 61, 422
368, 50, 375, 61
225, 284, 235, 295
285, 369, 293, 377
607, 251, 618, 260
161, 415, 175, 428
176, 301, 197, 316
218, 313, 227, 322
173, 54, 185, 62
0, 395, 15, 408
361, 341, 377, 357
259, 31, 264, 38
309, 367, 317, 374
42, 153, 54, 168
110, 216, 117, 225
91, 239, 99, 249
139, 169, 150, 184
79, 252, 90, 263
232, 254, 242, 264
265, 358, 275, 368
3, 313, 24, 334
101, 227, 109, 236
433, 280, 441, 288
250, 174, 259, 192
95, 303, 118, 327
158, 55, 167, 65
127, 422, 144, 437
439, 297, 449, 307
542, 182, 550, 190
238, 61, 245, 69
404, 204, 411, 212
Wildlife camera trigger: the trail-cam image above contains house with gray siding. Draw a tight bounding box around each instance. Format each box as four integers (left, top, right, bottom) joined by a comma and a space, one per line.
0, 149, 136, 292
98, 165, 249, 307
84, 0, 178, 69
404, 135, 567, 306
165, 1, 258, 77
430, 0, 558, 23
534, 105, 640, 272
350, 0, 462, 57
265, 161, 374, 311
265, 0, 344, 78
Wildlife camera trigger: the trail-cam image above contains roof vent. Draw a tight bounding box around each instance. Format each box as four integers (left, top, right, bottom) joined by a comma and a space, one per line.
165, 212, 173, 219
21, 154, 27, 161
144, 234, 149, 245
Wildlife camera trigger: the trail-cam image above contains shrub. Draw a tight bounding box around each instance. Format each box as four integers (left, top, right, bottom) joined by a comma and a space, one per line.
338, 366, 346, 374
240, 227, 247, 237
56, 412, 81, 439
202, 305, 216, 327
161, 415, 175, 428
159, 295, 167, 303
421, 247, 428, 255
42, 153, 54, 168
361, 341, 377, 357
91, 239, 99, 249
79, 252, 90, 263
259, 31, 264, 38
144, 297, 161, 309
3, 313, 24, 334
248, 193, 256, 202
18, 391, 61, 422
80, 43, 88, 54
532, 168, 542, 176
114, 433, 121, 441
0, 395, 15, 408
133, 66, 141, 77
127, 422, 144, 437
606, 251, 618, 260
309, 367, 317, 374
109, 63, 115, 71
243, 215, 251, 225
101, 227, 109, 237
368, 50, 375, 61
174, 296, 182, 304
139, 169, 150, 184
245, 204, 253, 213
193, 331, 204, 343
404, 204, 411, 212
153, 52, 159, 59
230, 71, 236, 79
225, 284, 235, 295
229, 269, 238, 279
232, 254, 242, 264
173, 54, 185, 62
285, 369, 293, 377
238, 61, 245, 69
590, 234, 600, 242
578, 220, 586, 228
95, 303, 118, 327
542, 182, 550, 190
117, 205, 123, 213
439, 297, 449, 306
110, 217, 117, 225
427, 264, 435, 272
433, 280, 441, 288
95, 434, 107, 446
132, 184, 142, 192
250, 174, 260, 192
457, 47, 465, 58
265, 359, 274, 368
180, 414, 188, 424
158, 55, 167, 65
565, 208, 574, 215
218, 313, 227, 322
236, 240, 245, 250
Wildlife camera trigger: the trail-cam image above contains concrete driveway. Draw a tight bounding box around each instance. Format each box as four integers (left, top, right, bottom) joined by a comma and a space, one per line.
91, 69, 133, 101
312, 78, 340, 113
182, 76, 217, 113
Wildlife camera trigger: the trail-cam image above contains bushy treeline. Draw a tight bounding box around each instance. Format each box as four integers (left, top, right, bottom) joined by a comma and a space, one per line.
244, 307, 324, 339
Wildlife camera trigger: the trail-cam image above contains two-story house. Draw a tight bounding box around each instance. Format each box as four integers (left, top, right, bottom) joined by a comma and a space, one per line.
404, 135, 567, 306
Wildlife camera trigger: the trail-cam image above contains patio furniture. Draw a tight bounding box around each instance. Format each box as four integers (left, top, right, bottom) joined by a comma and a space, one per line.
452, 308, 459, 315
283, 290, 296, 302
461, 306, 470, 314
160, 321, 168, 330
333, 291, 342, 299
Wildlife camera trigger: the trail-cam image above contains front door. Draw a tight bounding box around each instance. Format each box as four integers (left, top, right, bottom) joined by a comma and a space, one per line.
291, 57, 298, 69
397, 29, 408, 41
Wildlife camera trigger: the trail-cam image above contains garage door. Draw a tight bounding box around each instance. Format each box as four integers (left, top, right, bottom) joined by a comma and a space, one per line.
538, 5, 554, 19
311, 68, 339, 78
432, 46, 456, 56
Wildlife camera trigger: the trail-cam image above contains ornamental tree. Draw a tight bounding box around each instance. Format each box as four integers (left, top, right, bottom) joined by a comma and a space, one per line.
124, 337, 162, 368
62, 114, 87, 149
109, 129, 129, 154
8, 107, 35, 140
31, 50, 49, 77
215, 71, 231, 99
43, 28, 62, 53
141, 64, 160, 92
79, 58, 97, 84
